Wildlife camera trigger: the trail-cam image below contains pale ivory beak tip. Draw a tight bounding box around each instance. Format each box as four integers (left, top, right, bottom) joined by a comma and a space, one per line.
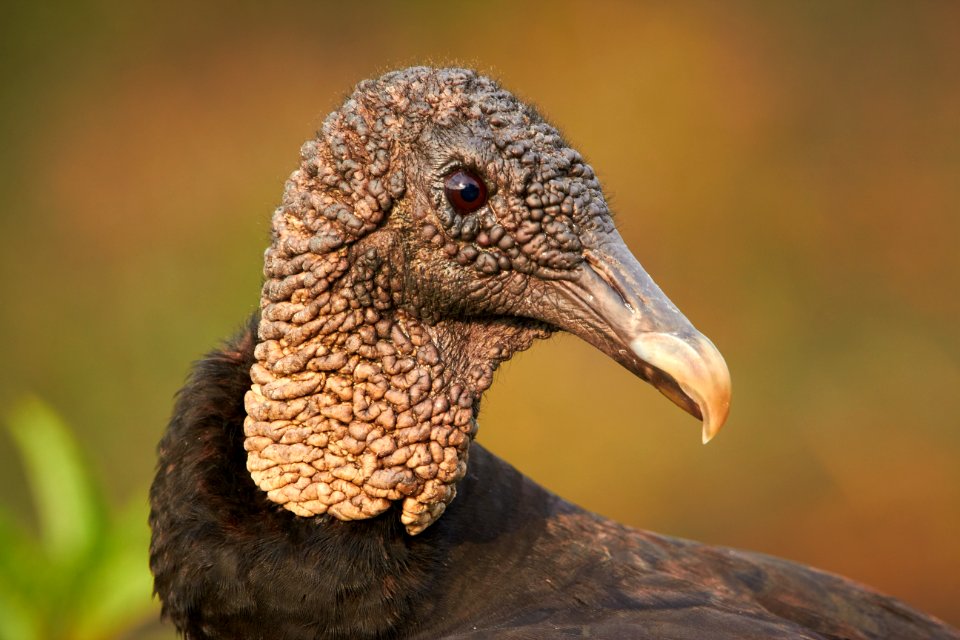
630, 332, 731, 444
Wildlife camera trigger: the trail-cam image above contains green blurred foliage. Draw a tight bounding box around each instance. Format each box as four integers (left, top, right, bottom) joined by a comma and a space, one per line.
0, 0, 957, 634
0, 399, 158, 640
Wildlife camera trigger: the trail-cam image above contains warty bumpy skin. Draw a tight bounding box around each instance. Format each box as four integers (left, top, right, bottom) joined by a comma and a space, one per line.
244, 67, 612, 534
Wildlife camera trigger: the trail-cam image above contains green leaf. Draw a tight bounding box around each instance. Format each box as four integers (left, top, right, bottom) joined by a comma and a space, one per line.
0, 509, 45, 640
5, 397, 105, 563
0, 509, 47, 601
71, 499, 159, 640
0, 397, 161, 639
0, 579, 42, 640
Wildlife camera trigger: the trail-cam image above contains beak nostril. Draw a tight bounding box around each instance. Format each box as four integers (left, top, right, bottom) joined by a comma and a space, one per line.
585, 251, 631, 310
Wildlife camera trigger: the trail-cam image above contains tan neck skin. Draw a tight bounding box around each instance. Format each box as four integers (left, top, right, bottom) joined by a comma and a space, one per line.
244, 219, 547, 534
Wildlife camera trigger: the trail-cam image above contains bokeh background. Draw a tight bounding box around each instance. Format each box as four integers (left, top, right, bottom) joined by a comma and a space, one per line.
1, 1, 958, 636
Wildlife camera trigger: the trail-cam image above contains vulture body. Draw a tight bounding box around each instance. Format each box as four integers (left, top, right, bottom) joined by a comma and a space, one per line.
150, 68, 958, 639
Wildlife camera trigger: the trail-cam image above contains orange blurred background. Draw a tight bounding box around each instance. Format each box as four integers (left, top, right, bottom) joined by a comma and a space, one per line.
1, 0, 957, 634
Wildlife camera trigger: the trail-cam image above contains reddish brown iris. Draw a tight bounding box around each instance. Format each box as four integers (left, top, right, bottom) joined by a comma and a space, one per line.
443, 169, 487, 214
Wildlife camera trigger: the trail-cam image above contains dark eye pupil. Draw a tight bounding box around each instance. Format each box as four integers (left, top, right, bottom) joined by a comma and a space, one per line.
444, 169, 488, 214
460, 182, 480, 203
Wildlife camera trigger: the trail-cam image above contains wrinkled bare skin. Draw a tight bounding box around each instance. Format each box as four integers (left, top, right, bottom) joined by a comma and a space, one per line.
245, 68, 602, 533
152, 67, 958, 640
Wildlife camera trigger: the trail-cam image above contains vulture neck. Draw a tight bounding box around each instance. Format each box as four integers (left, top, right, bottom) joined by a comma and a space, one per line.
244, 233, 545, 533
151, 319, 566, 640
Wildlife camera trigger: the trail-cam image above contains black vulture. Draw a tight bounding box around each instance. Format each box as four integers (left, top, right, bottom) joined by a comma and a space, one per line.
149, 67, 958, 639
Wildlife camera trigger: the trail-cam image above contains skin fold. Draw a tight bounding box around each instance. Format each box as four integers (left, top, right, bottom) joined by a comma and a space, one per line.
149, 68, 958, 640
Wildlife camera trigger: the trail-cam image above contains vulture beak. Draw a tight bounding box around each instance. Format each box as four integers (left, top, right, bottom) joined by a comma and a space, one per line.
534, 228, 732, 443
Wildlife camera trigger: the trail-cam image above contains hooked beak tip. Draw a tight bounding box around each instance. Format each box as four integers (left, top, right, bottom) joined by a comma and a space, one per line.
629, 332, 731, 443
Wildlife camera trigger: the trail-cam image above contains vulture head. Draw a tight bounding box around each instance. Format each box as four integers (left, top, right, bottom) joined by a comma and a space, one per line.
245, 67, 731, 535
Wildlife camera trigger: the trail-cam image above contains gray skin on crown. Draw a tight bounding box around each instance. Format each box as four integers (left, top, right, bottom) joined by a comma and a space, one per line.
244, 67, 618, 534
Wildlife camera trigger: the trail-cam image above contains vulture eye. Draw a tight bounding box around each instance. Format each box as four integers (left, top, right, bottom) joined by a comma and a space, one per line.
443, 169, 488, 214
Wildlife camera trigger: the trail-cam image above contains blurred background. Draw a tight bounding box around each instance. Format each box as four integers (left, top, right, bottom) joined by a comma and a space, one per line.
1, 0, 957, 636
